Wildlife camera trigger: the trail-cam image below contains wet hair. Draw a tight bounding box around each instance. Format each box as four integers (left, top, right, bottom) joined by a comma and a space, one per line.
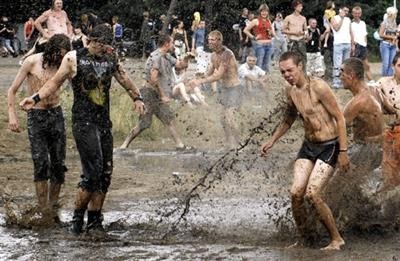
292, 0, 303, 9
326, 1, 334, 9
392, 52, 400, 65
258, 4, 270, 14
279, 51, 303, 66
42, 34, 71, 69
88, 24, 113, 45
157, 34, 172, 47
208, 30, 223, 42
343, 57, 364, 80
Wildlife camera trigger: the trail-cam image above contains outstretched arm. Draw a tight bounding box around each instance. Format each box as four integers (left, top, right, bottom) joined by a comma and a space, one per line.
113, 63, 146, 115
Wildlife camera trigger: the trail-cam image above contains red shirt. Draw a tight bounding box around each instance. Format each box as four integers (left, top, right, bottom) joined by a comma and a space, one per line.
254, 18, 272, 40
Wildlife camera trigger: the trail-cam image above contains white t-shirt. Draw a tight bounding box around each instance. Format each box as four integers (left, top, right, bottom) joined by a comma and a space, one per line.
351, 20, 368, 47
332, 15, 352, 44
238, 63, 265, 80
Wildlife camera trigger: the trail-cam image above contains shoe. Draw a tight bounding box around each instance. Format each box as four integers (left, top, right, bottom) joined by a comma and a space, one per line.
86, 210, 105, 233
70, 209, 85, 235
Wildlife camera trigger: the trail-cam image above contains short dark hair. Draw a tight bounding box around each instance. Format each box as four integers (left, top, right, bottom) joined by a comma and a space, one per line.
279, 51, 303, 66
89, 24, 113, 45
292, 0, 303, 9
157, 34, 172, 47
343, 57, 364, 80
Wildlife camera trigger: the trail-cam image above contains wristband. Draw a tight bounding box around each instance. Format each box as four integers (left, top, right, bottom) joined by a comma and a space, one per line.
32, 93, 41, 104
133, 95, 144, 102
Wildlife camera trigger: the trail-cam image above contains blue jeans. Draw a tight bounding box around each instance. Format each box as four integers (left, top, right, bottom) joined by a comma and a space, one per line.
380, 41, 397, 76
254, 42, 273, 72
332, 43, 351, 88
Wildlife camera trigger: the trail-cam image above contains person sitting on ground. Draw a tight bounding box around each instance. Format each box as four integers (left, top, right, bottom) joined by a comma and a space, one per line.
172, 64, 208, 108
238, 55, 268, 93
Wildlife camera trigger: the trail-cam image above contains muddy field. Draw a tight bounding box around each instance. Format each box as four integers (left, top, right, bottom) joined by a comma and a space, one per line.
1, 57, 400, 260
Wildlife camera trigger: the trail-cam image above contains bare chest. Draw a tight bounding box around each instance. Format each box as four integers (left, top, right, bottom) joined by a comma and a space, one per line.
290, 86, 320, 118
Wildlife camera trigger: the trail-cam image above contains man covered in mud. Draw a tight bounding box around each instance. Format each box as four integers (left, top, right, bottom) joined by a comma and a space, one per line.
260, 51, 349, 250
7, 34, 71, 221
120, 34, 190, 150
374, 52, 400, 192
341, 57, 383, 173
19, 24, 146, 235
190, 30, 243, 149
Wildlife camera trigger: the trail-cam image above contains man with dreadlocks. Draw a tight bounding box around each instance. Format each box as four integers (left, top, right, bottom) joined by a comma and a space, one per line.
7, 34, 71, 222
20, 24, 146, 235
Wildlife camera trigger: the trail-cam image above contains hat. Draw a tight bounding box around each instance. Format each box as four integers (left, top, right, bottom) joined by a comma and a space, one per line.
88, 24, 113, 45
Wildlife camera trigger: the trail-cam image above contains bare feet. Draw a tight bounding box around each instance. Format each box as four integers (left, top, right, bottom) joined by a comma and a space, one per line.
320, 238, 345, 251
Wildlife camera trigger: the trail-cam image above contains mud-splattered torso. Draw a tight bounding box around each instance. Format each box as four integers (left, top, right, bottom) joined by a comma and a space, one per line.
71, 48, 116, 127
287, 77, 338, 141
376, 76, 400, 119
210, 46, 240, 87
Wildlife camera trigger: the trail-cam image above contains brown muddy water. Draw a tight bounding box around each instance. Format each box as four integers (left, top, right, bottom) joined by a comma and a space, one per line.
1, 57, 400, 260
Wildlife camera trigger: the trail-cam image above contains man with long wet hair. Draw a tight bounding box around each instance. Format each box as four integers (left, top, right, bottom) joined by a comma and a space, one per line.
19, 24, 146, 235
260, 51, 349, 250
7, 34, 71, 222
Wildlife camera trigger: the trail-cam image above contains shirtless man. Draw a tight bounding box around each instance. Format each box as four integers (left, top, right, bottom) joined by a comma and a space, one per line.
283, 0, 308, 67
341, 57, 383, 160
35, 0, 72, 39
20, 24, 145, 235
190, 30, 243, 149
260, 51, 349, 250
7, 34, 71, 220
374, 52, 400, 191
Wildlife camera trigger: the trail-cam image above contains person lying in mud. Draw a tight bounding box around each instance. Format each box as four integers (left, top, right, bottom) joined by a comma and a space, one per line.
260, 51, 349, 250
120, 34, 192, 150
341, 57, 384, 178
7, 34, 71, 222
19, 24, 145, 235
190, 30, 244, 150
374, 52, 400, 192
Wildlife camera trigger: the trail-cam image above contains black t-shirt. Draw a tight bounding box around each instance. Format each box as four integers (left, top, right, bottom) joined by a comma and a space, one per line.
71, 48, 117, 128
306, 28, 320, 53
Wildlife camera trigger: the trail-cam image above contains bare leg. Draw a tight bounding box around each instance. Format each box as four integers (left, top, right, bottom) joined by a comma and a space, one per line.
173, 83, 194, 107
120, 126, 142, 149
35, 181, 48, 210
193, 87, 208, 106
221, 107, 240, 149
166, 121, 184, 148
290, 159, 315, 243
305, 160, 344, 250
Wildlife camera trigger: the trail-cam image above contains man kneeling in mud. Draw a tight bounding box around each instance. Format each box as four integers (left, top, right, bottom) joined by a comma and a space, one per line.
260, 51, 349, 250
7, 34, 71, 222
341, 57, 384, 180
19, 24, 145, 235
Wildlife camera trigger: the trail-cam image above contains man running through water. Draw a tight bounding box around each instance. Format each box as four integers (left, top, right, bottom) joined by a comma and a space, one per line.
20, 24, 145, 235
7, 34, 71, 221
260, 51, 349, 250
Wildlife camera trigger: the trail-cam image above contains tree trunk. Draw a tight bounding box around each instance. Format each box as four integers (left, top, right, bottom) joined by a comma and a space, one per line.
162, 0, 177, 34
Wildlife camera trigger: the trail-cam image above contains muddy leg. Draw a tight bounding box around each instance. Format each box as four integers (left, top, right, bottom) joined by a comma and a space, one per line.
71, 188, 92, 235
35, 181, 48, 211
166, 122, 184, 148
221, 108, 240, 149
87, 192, 106, 232
305, 160, 344, 250
290, 159, 314, 242
49, 182, 62, 223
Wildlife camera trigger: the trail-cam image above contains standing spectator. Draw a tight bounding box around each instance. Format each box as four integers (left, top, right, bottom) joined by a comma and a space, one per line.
3, 17, 18, 57
272, 12, 287, 66
244, 4, 275, 72
24, 17, 36, 49
331, 4, 353, 88
238, 8, 249, 63
35, 0, 72, 39
322, 1, 336, 48
351, 5, 374, 83
112, 16, 123, 55
191, 20, 210, 75
283, 0, 308, 68
305, 18, 325, 77
190, 11, 201, 32
71, 25, 87, 50
79, 14, 92, 35
322, 27, 334, 84
378, 7, 398, 76
140, 11, 155, 59
172, 20, 189, 59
